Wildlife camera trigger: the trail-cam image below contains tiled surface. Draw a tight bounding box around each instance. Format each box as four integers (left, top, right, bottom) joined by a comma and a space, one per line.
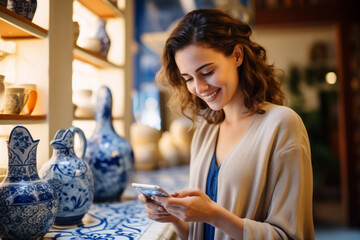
43, 166, 189, 240
315, 227, 360, 240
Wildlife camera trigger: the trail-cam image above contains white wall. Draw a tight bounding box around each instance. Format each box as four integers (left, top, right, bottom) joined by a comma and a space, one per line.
252, 25, 337, 110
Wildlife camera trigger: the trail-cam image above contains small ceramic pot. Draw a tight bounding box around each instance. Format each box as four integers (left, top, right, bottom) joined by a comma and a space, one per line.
3, 86, 29, 114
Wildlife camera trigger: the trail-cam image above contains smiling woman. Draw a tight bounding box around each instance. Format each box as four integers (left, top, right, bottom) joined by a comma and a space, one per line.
137, 9, 315, 240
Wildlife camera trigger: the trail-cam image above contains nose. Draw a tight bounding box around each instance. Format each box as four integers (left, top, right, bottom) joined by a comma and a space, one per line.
194, 77, 209, 94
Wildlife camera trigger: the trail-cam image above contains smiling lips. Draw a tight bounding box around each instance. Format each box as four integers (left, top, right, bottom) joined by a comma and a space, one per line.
201, 89, 220, 102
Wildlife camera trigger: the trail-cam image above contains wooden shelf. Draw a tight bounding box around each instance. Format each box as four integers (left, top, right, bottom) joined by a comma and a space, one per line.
0, 5, 48, 39
77, 0, 123, 18
73, 45, 123, 69
0, 114, 47, 124
73, 115, 123, 121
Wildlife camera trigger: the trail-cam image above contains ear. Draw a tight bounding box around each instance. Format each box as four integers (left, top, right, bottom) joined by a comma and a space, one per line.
233, 44, 243, 67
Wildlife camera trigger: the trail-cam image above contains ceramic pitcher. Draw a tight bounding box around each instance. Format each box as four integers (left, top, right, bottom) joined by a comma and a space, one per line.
0, 126, 58, 240
40, 127, 94, 225
84, 86, 134, 202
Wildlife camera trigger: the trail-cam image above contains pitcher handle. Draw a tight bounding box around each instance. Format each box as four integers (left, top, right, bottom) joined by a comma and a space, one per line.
69, 127, 87, 159
21, 92, 30, 111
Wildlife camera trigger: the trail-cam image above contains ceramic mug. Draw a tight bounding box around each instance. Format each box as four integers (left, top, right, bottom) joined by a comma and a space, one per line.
4, 87, 29, 114
19, 83, 37, 115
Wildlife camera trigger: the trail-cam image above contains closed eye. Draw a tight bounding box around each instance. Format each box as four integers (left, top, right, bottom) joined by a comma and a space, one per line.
202, 70, 214, 76
184, 77, 193, 82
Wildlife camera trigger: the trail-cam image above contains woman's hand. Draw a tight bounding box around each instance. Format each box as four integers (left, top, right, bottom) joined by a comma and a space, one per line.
137, 194, 179, 223
152, 188, 217, 223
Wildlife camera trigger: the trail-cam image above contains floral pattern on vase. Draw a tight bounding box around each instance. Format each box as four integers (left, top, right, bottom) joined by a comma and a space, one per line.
84, 86, 134, 202
40, 127, 94, 225
7, 0, 37, 21
0, 126, 58, 240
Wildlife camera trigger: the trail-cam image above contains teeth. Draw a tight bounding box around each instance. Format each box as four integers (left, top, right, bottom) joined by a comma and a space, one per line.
203, 90, 218, 100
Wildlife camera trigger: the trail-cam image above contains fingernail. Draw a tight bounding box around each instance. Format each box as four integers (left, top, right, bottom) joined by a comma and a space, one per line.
158, 206, 162, 211
171, 192, 179, 197
151, 196, 156, 200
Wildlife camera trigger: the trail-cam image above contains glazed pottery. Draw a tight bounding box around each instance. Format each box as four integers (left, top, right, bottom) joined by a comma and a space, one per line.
3, 86, 29, 114
84, 86, 134, 202
96, 20, 111, 57
7, 0, 37, 21
39, 127, 94, 225
0, 0, 7, 8
0, 126, 58, 240
19, 83, 37, 115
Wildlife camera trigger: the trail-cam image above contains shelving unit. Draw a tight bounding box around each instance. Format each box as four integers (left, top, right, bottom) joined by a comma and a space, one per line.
0, 5, 48, 39
77, 0, 123, 18
72, 0, 133, 139
0, 0, 133, 180
73, 45, 122, 69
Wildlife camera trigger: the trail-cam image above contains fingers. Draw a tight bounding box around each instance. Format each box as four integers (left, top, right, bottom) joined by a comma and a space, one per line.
175, 188, 203, 197
138, 194, 147, 203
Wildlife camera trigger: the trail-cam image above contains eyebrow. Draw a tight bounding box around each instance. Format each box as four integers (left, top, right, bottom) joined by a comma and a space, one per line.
180, 63, 214, 76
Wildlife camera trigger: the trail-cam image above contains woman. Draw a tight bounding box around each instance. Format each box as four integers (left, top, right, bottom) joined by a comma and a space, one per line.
138, 9, 314, 240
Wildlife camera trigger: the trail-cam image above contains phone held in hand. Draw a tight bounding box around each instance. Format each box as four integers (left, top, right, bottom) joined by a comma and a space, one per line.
132, 183, 170, 200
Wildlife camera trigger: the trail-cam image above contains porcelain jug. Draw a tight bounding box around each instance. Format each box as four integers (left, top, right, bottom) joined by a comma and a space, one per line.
84, 86, 134, 202
0, 126, 58, 240
7, 0, 37, 21
40, 127, 94, 225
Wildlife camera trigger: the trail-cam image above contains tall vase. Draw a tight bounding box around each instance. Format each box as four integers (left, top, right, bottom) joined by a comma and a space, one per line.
7, 0, 37, 21
84, 86, 134, 202
96, 20, 111, 57
39, 127, 94, 225
0, 126, 58, 240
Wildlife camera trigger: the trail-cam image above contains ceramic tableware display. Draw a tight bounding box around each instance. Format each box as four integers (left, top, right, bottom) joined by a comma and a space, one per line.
3, 86, 29, 114
39, 127, 94, 225
0, 75, 4, 112
0, 126, 58, 240
84, 86, 134, 202
96, 20, 111, 57
19, 83, 37, 115
7, 0, 37, 21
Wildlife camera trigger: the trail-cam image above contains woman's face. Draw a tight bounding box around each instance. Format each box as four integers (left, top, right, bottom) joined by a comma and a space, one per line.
175, 44, 242, 111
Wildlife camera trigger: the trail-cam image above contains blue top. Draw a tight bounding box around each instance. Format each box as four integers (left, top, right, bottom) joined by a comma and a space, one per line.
204, 153, 221, 240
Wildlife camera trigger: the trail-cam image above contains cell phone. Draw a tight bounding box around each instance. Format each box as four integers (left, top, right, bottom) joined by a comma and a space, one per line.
132, 183, 170, 200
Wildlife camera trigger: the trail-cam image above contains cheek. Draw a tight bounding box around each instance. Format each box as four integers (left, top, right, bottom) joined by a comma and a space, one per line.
186, 82, 196, 95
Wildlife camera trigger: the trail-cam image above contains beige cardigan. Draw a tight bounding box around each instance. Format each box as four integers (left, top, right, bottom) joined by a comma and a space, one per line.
188, 103, 314, 240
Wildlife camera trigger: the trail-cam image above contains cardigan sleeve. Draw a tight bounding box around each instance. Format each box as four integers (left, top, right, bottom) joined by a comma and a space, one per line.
243, 145, 314, 240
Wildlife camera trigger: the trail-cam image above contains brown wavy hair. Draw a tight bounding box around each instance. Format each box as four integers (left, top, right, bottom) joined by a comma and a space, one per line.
156, 9, 286, 124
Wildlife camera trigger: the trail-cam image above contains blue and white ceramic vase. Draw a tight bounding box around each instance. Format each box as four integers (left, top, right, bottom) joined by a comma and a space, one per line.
39, 127, 94, 225
0, 0, 7, 8
96, 20, 111, 57
0, 126, 58, 240
84, 86, 134, 202
7, 0, 37, 21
